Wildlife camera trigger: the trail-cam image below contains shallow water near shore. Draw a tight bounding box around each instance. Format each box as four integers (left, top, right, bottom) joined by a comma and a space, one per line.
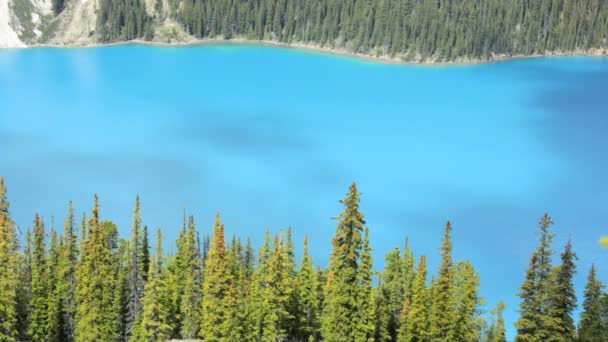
1, 44, 608, 338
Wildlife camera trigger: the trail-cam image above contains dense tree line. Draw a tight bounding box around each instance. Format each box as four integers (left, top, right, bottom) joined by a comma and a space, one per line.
0, 176, 604, 341
90, 0, 608, 60
96, 0, 155, 42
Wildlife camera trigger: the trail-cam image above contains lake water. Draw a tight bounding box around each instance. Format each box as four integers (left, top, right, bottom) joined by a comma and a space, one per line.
1, 45, 608, 338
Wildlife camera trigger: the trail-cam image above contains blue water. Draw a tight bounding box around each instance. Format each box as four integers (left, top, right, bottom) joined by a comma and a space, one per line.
1, 45, 608, 339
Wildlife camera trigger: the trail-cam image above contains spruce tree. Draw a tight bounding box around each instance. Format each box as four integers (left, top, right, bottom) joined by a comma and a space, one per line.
295, 235, 320, 340
179, 215, 202, 339
491, 301, 507, 342
46, 226, 63, 342
354, 226, 375, 341
373, 274, 391, 342
126, 196, 146, 339
430, 221, 456, 342
546, 239, 577, 342
453, 261, 482, 342
321, 182, 367, 341
74, 196, 121, 342
0, 177, 19, 341
515, 214, 556, 342
578, 264, 605, 342
56, 201, 78, 341
131, 228, 172, 342
399, 255, 429, 342
28, 214, 48, 340
200, 213, 232, 341
381, 247, 406, 340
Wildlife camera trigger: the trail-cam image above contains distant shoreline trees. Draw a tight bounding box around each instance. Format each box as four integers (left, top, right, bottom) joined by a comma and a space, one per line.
0, 176, 605, 341
94, 0, 608, 61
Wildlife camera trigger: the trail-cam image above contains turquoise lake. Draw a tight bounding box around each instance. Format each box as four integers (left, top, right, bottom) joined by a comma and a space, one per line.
1, 45, 608, 338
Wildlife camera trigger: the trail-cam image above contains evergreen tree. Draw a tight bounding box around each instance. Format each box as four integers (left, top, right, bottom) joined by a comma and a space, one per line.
515, 214, 556, 342
354, 226, 375, 341
546, 239, 577, 342
399, 255, 429, 342
28, 214, 48, 341
491, 301, 507, 342
126, 196, 146, 339
430, 221, 456, 342
373, 274, 391, 342
179, 215, 202, 339
321, 182, 367, 341
56, 201, 78, 341
200, 213, 232, 341
74, 196, 121, 341
453, 261, 482, 342
578, 264, 605, 342
295, 235, 320, 340
0, 177, 19, 341
47, 225, 63, 342
381, 247, 406, 340
131, 228, 172, 342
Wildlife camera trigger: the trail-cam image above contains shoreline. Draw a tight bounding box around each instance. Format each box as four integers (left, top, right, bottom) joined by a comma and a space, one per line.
6, 37, 608, 66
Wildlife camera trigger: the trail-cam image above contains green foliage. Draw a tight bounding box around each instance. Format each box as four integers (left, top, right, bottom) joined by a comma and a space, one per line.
398, 255, 430, 342
578, 264, 605, 342
126, 196, 146, 339
167, 0, 608, 61
515, 214, 556, 342
131, 228, 172, 342
321, 182, 368, 341
200, 213, 232, 341
0, 177, 19, 341
1, 179, 605, 342
545, 239, 577, 342
453, 261, 483, 342
295, 236, 320, 341
430, 221, 457, 342
96, 0, 154, 42
74, 196, 121, 342
28, 214, 49, 340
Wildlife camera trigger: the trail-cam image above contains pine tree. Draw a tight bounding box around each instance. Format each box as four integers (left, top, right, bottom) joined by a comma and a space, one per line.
250, 229, 272, 341
373, 274, 390, 342
126, 196, 146, 339
515, 214, 555, 342
56, 201, 78, 341
0, 177, 19, 341
28, 214, 48, 340
381, 247, 405, 340
453, 261, 482, 342
321, 182, 367, 341
430, 221, 456, 342
47, 225, 63, 342
546, 238, 577, 342
131, 228, 172, 342
491, 301, 507, 342
354, 226, 375, 341
578, 264, 605, 342
200, 213, 232, 341
179, 215, 202, 339
74, 196, 121, 341
295, 235, 320, 340
399, 255, 429, 342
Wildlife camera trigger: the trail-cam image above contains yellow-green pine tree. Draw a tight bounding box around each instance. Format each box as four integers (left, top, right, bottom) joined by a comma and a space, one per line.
0, 177, 19, 341
200, 213, 232, 341
321, 183, 367, 341
430, 221, 456, 342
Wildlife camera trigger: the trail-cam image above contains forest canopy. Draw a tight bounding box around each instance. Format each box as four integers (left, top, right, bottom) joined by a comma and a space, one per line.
94, 0, 608, 61
0, 177, 606, 341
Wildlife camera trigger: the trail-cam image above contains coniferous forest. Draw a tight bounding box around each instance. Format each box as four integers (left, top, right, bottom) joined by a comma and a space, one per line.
0, 176, 606, 342
94, 0, 608, 60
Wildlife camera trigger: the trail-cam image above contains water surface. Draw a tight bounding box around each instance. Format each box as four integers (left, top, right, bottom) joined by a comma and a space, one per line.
1, 45, 608, 338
